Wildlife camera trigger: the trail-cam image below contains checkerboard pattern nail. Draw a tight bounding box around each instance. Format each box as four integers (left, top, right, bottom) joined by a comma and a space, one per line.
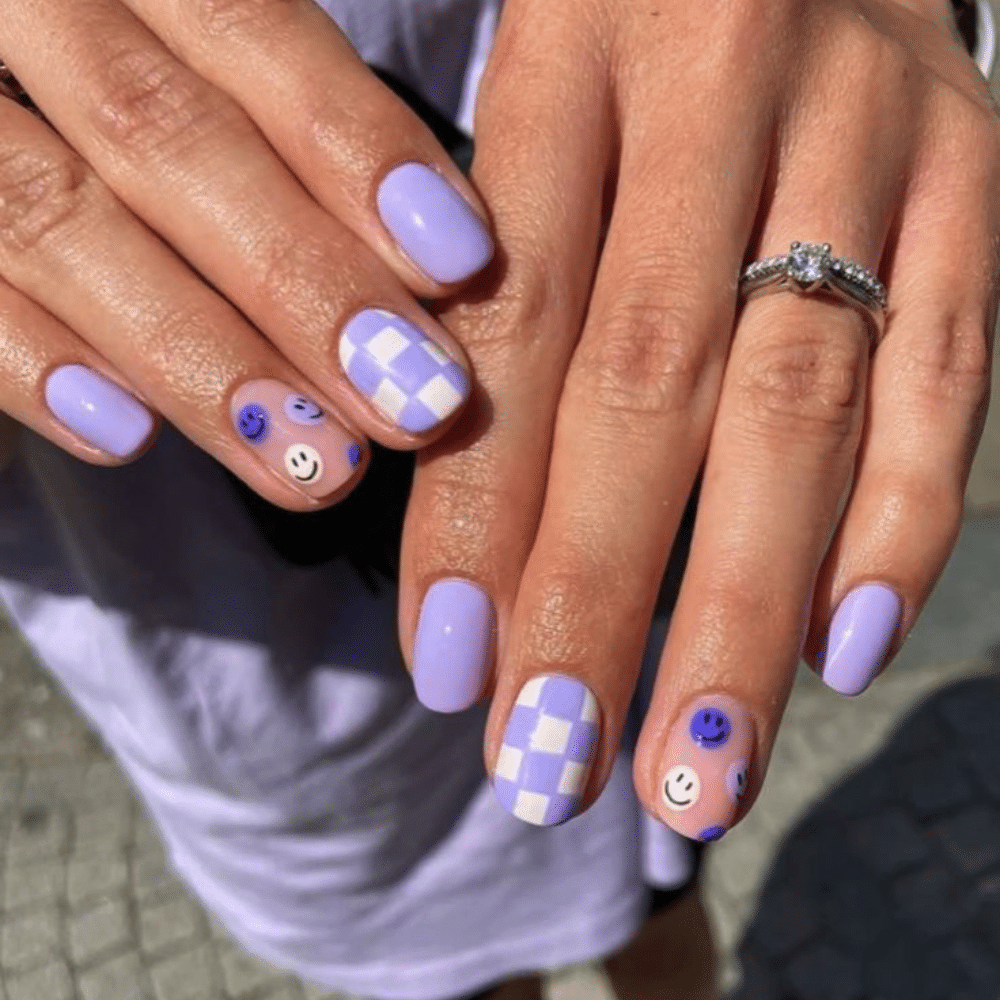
493, 675, 600, 827
339, 309, 469, 433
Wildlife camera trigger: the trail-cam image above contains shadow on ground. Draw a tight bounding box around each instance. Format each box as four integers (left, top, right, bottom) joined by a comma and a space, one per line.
728, 675, 1000, 1000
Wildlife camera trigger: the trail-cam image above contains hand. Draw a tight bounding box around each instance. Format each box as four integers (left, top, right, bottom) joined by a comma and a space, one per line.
400, 0, 998, 841
0, 0, 493, 507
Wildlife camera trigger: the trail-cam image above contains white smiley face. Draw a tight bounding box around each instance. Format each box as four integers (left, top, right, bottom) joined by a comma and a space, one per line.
284, 444, 324, 484
284, 394, 325, 426
727, 760, 749, 802
662, 764, 701, 811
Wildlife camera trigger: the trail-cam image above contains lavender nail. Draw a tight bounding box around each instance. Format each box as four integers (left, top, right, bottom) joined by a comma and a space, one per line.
339, 309, 469, 433
377, 162, 494, 284
44, 365, 154, 458
820, 583, 902, 696
413, 579, 494, 713
492, 675, 600, 827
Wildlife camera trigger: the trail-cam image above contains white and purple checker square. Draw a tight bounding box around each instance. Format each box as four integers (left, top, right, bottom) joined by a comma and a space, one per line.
493, 675, 600, 827
339, 309, 469, 433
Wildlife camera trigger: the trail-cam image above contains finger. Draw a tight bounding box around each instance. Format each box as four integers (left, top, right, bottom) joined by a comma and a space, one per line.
0, 275, 158, 464
0, 97, 367, 509
635, 42, 918, 841
476, 17, 773, 826
399, 7, 614, 714
3, 0, 476, 445
807, 89, 999, 696
123, 0, 494, 290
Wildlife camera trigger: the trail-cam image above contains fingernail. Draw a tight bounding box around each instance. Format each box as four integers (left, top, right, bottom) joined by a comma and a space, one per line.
44, 364, 154, 458
658, 695, 754, 842
413, 579, 494, 713
377, 162, 494, 284
339, 309, 469, 433
820, 583, 902, 696
231, 379, 363, 498
492, 675, 600, 827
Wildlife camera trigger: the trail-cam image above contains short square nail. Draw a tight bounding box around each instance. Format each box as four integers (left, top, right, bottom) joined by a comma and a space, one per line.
339, 309, 469, 433
231, 379, 363, 498
492, 675, 600, 827
659, 695, 754, 842
820, 583, 902, 696
377, 162, 494, 284
44, 365, 154, 458
413, 579, 494, 713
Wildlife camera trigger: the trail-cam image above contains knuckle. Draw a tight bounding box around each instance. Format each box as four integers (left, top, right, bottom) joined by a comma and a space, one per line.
253, 232, 335, 321
577, 295, 713, 418
413, 468, 510, 569
733, 323, 866, 442
519, 570, 604, 672
0, 145, 91, 255
194, 0, 297, 39
452, 254, 564, 357
894, 312, 991, 407
90, 48, 232, 160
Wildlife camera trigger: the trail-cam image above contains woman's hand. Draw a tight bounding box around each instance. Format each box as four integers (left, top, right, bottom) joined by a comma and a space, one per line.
0, 0, 493, 506
400, 0, 998, 841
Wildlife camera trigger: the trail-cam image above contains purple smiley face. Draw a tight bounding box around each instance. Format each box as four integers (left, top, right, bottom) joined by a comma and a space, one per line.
689, 707, 732, 749
284, 394, 325, 426
237, 403, 269, 443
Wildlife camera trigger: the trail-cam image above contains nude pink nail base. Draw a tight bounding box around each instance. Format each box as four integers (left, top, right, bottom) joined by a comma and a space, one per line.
230, 380, 363, 499
658, 694, 754, 842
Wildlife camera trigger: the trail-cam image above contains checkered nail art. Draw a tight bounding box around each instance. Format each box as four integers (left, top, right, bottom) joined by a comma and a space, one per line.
339, 309, 469, 433
492, 675, 601, 827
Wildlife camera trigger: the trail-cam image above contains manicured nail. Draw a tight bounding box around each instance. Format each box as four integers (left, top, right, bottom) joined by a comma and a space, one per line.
413, 579, 494, 713
44, 364, 154, 458
820, 583, 902, 696
339, 309, 469, 433
377, 162, 494, 284
231, 379, 363, 498
492, 675, 600, 827
658, 695, 754, 842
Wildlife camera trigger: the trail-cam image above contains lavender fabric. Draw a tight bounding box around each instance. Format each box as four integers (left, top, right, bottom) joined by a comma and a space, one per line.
0, 3, 693, 998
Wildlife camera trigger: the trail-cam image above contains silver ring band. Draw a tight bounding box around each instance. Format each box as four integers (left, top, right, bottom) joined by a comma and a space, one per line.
739, 242, 886, 343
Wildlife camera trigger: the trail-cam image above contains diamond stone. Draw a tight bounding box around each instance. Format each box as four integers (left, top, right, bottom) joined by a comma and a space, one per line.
787, 243, 830, 285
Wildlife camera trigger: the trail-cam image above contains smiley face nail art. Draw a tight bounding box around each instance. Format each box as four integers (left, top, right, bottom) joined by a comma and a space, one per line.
231, 380, 363, 498
285, 395, 325, 426
658, 694, 755, 842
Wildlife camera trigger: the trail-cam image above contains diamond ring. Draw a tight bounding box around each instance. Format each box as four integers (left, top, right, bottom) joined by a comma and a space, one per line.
739, 242, 886, 343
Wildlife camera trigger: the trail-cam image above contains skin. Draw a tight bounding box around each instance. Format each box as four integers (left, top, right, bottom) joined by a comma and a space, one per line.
398, 0, 1000, 842
0, 0, 995, 993
0, 0, 492, 508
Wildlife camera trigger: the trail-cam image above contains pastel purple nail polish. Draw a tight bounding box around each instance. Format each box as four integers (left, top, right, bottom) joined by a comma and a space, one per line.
377, 162, 494, 284
492, 675, 601, 827
44, 365, 154, 458
413, 579, 494, 713
820, 583, 902, 696
339, 309, 469, 433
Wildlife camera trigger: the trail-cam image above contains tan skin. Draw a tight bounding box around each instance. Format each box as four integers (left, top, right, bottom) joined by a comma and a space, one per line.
0, 0, 996, 997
